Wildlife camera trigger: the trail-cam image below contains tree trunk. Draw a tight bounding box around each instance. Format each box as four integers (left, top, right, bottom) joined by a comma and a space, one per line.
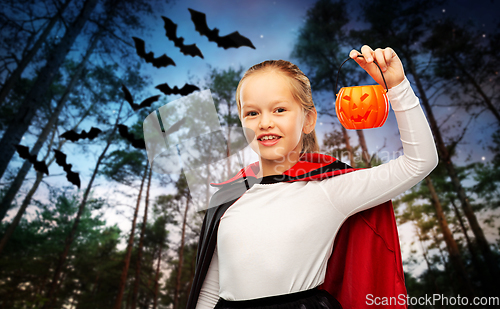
0, 0, 99, 180
42, 100, 125, 309
405, 54, 499, 279
450, 199, 477, 261
0, 0, 72, 106
424, 177, 475, 297
341, 126, 355, 167
356, 129, 371, 167
449, 198, 492, 293
187, 249, 196, 302
0, 28, 101, 221
415, 227, 442, 299
132, 166, 152, 308
174, 196, 190, 309
114, 163, 149, 309
431, 230, 455, 286
0, 171, 44, 255
153, 241, 163, 309
0, 123, 60, 255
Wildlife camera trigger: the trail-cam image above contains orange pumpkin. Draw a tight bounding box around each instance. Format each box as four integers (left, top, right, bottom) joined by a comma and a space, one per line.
335, 84, 389, 130
334, 55, 390, 130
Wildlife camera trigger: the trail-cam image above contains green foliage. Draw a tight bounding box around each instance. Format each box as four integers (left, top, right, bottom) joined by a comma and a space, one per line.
205, 66, 245, 127
100, 149, 147, 186
472, 129, 500, 208
291, 0, 363, 98
0, 191, 121, 308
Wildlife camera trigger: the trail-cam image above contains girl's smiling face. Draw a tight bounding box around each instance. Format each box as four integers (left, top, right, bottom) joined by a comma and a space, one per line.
239, 70, 316, 176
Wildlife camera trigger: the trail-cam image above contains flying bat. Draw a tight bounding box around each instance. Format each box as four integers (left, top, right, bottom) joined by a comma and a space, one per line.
61, 127, 102, 142
122, 84, 161, 111
132, 37, 176, 68
155, 83, 199, 96
162, 16, 203, 59
53, 150, 81, 188
15, 145, 49, 175
118, 124, 146, 150
188, 8, 256, 50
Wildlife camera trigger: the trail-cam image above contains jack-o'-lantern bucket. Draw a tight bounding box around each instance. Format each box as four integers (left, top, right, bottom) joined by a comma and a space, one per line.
335, 55, 389, 130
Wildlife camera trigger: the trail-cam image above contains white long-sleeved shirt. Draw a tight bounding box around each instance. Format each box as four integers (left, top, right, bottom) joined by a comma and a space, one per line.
195, 77, 438, 308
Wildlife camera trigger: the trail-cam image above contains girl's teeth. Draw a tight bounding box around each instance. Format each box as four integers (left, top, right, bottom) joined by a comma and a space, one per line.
262, 136, 278, 140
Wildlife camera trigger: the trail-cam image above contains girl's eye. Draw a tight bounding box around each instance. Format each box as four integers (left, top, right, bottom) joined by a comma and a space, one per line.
246, 111, 258, 116
275, 107, 286, 113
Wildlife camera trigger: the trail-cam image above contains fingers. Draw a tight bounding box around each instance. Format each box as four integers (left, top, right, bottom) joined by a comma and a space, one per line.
360, 45, 374, 62
374, 48, 387, 72
349, 46, 372, 67
348, 45, 403, 89
349, 49, 360, 59
350, 45, 375, 67
349, 49, 365, 69
350, 46, 395, 68
351, 46, 395, 72
384, 47, 394, 62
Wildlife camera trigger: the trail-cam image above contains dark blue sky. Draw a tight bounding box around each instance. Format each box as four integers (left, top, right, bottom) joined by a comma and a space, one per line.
139, 0, 499, 86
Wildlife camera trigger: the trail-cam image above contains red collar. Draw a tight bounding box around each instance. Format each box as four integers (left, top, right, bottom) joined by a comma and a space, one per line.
211, 153, 352, 186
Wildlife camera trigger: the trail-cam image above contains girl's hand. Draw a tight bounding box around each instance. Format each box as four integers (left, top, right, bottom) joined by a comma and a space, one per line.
349, 45, 405, 89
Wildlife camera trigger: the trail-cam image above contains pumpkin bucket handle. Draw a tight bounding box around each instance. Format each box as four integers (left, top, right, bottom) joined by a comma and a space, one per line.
334, 55, 389, 95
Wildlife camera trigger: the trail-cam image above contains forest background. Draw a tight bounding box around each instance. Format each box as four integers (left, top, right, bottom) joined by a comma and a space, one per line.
0, 0, 499, 308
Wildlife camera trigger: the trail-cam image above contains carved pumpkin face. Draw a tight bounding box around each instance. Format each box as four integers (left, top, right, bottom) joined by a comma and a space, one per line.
335, 85, 389, 129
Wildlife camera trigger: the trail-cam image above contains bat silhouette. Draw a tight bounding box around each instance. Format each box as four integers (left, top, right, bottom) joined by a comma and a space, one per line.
188, 8, 256, 50
53, 150, 81, 188
162, 16, 203, 59
155, 83, 200, 96
15, 145, 49, 175
122, 84, 161, 111
118, 124, 146, 150
132, 37, 176, 68
61, 127, 102, 142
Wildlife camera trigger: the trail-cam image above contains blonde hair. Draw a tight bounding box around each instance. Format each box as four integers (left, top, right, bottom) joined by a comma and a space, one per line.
235, 60, 320, 154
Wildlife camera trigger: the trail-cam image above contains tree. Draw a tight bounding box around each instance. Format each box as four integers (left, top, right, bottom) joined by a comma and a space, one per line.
162, 243, 198, 309
0, 0, 72, 106
205, 66, 245, 178
43, 97, 126, 308
0, 29, 103, 222
355, 0, 500, 283
290, 0, 374, 167
131, 165, 152, 308
0, 0, 100, 179
423, 19, 500, 123
0, 191, 116, 308
113, 163, 148, 309
0, 0, 162, 180
472, 128, 500, 209
400, 174, 476, 297
149, 215, 170, 309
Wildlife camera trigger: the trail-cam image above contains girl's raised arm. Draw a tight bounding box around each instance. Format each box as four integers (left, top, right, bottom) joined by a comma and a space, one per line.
319, 46, 438, 217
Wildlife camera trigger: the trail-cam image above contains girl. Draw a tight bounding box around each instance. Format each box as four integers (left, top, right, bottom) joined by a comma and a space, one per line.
186, 45, 438, 309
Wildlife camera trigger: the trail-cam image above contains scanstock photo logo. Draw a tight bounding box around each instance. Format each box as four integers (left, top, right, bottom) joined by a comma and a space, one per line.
366, 293, 500, 306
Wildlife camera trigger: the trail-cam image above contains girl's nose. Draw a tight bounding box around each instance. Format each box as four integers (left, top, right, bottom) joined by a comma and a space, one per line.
259, 113, 274, 129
